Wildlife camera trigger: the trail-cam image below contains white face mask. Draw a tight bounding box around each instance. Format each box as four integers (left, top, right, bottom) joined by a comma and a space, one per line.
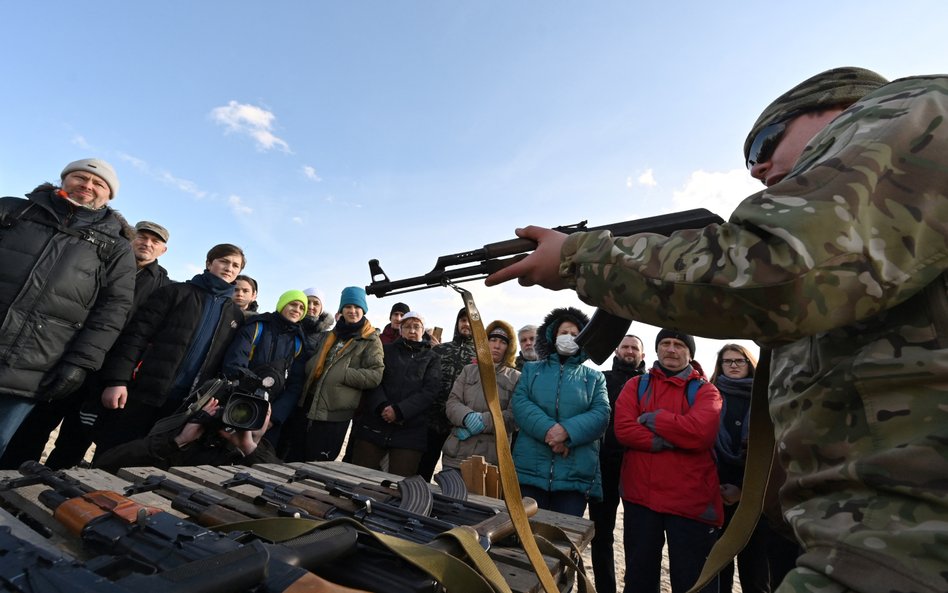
555, 334, 580, 356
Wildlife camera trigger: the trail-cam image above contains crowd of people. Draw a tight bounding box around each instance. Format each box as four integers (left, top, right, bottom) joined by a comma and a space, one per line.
3, 64, 945, 593
0, 163, 795, 591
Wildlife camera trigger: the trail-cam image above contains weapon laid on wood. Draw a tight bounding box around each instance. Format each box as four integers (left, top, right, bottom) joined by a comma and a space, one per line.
0, 525, 267, 593
291, 466, 500, 527
118, 474, 442, 593
123, 473, 274, 526
365, 208, 724, 364
0, 461, 363, 593
223, 471, 457, 545
226, 470, 538, 550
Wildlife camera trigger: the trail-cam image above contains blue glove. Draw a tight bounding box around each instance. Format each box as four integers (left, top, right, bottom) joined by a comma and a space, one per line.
637, 411, 659, 431
454, 427, 472, 441
463, 412, 486, 435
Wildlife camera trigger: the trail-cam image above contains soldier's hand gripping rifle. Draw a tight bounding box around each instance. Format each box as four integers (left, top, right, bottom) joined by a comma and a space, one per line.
0, 461, 365, 593
365, 208, 724, 363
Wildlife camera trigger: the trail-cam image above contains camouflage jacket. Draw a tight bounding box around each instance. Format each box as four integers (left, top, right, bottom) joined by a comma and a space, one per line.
560, 76, 948, 593
430, 336, 476, 434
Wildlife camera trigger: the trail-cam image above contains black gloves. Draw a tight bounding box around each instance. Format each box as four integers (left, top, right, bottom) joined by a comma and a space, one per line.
41, 363, 88, 401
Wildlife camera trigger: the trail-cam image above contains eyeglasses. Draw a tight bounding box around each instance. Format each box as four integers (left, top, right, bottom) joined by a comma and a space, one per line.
722, 358, 749, 367
401, 323, 424, 331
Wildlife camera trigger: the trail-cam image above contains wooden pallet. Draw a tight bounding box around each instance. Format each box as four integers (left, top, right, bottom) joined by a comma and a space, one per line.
0, 462, 593, 593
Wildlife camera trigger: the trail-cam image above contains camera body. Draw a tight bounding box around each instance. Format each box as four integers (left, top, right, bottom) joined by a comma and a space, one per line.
184, 368, 276, 432
220, 384, 270, 431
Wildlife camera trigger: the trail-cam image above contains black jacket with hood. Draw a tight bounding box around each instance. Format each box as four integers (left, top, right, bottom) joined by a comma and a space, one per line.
0, 185, 135, 399
353, 337, 442, 451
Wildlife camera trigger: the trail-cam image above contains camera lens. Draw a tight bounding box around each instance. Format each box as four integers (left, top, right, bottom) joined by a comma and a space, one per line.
225, 401, 258, 428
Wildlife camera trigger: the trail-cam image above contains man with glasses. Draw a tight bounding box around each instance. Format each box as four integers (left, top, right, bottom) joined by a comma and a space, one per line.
487, 67, 948, 593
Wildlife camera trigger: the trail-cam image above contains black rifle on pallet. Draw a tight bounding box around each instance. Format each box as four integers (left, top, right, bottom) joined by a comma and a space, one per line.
119, 474, 445, 593
224, 471, 537, 550
123, 473, 276, 526
0, 461, 360, 593
365, 208, 725, 363
290, 466, 500, 527
223, 471, 457, 545
0, 525, 267, 593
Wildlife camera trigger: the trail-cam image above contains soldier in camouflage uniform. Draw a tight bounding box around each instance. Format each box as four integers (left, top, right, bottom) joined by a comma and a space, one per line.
417, 308, 476, 480
487, 67, 948, 593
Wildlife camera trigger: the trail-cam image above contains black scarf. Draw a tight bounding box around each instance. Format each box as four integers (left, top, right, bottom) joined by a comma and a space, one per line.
333, 316, 366, 340
714, 375, 754, 465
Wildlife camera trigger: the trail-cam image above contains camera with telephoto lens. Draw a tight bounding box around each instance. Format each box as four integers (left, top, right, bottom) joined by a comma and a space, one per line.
219, 366, 283, 431
183, 367, 280, 432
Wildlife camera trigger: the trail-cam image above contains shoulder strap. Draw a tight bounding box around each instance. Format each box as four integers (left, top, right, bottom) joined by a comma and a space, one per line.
685, 377, 706, 407
687, 349, 776, 593
636, 374, 651, 404
248, 321, 264, 362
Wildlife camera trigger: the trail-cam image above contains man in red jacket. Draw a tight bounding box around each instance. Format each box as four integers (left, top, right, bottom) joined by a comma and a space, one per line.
614, 329, 723, 593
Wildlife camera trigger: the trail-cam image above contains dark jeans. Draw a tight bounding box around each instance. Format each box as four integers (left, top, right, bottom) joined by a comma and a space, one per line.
588, 451, 623, 593
350, 439, 423, 477
0, 376, 99, 470
519, 484, 588, 518
417, 428, 449, 481
282, 416, 350, 462
622, 501, 719, 593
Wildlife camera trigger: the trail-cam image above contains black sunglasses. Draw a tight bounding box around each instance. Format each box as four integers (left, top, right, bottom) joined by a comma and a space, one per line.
746, 120, 789, 170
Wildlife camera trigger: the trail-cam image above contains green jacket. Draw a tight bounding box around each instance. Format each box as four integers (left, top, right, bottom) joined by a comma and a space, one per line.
299, 322, 384, 422
561, 76, 948, 593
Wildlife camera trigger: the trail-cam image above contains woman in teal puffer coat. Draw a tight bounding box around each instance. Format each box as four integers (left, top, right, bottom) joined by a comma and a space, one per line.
511, 306, 609, 517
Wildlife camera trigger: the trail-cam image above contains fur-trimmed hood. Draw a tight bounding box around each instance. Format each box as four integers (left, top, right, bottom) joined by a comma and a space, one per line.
31, 182, 135, 240
485, 319, 518, 368
535, 306, 590, 361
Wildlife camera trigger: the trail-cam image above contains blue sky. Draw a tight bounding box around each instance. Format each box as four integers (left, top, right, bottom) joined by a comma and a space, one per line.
2, 1, 946, 369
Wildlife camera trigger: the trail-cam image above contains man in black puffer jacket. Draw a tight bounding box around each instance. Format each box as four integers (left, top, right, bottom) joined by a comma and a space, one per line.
92, 243, 246, 459
0, 159, 135, 456
589, 334, 646, 593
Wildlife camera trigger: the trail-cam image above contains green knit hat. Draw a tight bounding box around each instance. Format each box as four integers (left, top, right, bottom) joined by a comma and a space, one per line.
276, 289, 308, 318
743, 67, 888, 162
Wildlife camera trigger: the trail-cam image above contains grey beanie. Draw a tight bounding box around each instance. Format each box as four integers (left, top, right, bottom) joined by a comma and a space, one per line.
61, 158, 120, 199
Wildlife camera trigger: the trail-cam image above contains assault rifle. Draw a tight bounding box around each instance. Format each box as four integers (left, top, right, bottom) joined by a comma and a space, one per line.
0, 525, 266, 593
121, 474, 446, 593
123, 473, 274, 526
365, 208, 724, 364
0, 462, 362, 593
224, 471, 537, 550
290, 466, 500, 527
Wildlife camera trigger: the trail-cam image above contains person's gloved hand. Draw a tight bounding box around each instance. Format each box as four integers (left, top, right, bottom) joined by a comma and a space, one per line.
463, 412, 486, 435
454, 427, 472, 441
41, 363, 87, 401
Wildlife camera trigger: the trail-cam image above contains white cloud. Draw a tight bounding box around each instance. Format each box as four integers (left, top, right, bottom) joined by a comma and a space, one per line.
228, 194, 253, 215
210, 101, 291, 152
292, 216, 303, 224
303, 166, 322, 181
117, 153, 208, 199
637, 169, 657, 187
671, 169, 762, 217
71, 135, 92, 150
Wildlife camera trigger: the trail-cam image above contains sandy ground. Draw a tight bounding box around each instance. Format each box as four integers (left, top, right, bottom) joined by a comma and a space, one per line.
39, 427, 733, 593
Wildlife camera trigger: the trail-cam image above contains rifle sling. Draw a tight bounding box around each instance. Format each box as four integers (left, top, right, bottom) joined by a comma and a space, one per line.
457, 288, 563, 593
215, 516, 507, 593
686, 348, 777, 593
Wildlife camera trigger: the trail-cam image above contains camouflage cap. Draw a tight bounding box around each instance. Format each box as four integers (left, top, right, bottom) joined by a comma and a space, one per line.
743, 67, 889, 161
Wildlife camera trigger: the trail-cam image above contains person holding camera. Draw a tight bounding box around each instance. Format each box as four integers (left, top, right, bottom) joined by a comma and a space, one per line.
220, 289, 309, 446
94, 390, 278, 473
